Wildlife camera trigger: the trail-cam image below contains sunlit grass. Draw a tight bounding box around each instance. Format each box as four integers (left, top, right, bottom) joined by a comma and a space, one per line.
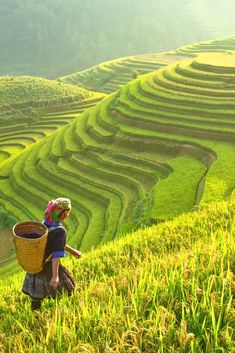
150, 156, 207, 221
1, 198, 235, 352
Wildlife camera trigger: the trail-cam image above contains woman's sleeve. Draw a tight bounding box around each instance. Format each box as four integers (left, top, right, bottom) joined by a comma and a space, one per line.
51, 228, 66, 259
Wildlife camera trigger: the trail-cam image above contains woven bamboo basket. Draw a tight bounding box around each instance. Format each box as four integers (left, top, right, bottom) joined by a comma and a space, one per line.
13, 221, 48, 274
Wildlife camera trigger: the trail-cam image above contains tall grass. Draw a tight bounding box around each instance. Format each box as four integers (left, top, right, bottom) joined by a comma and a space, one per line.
1, 198, 235, 352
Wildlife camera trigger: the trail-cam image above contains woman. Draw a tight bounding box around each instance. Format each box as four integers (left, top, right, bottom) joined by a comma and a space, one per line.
22, 197, 82, 310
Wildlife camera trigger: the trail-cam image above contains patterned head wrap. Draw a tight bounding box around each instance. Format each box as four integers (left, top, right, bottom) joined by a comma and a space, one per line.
44, 198, 71, 223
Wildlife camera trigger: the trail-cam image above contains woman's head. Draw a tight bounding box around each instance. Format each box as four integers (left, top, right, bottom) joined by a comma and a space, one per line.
57, 209, 71, 221
44, 198, 72, 223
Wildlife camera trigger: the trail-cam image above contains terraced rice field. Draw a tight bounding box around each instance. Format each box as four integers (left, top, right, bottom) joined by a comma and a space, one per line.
0, 76, 93, 106
1, 50, 235, 276
114, 53, 235, 207
0, 76, 95, 124
174, 35, 235, 57
59, 35, 235, 94
59, 57, 168, 93
0, 76, 103, 169
0, 96, 104, 164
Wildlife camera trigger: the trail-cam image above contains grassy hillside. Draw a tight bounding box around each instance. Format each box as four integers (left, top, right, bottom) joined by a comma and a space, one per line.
0, 197, 235, 352
1, 50, 235, 276
1, 35, 235, 352
59, 36, 235, 93
0, 76, 105, 165
175, 35, 235, 57
59, 56, 168, 93
0, 76, 94, 123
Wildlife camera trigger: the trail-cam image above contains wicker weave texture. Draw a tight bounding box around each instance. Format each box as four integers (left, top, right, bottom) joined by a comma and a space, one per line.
13, 221, 48, 274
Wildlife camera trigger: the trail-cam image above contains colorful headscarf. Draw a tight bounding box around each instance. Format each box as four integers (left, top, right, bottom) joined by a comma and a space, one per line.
44, 198, 72, 224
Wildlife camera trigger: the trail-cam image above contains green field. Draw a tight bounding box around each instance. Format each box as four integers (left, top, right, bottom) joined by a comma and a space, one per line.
0, 76, 104, 165
59, 35, 235, 94
1, 197, 235, 352
0, 76, 96, 123
1, 35, 235, 351
1, 39, 235, 274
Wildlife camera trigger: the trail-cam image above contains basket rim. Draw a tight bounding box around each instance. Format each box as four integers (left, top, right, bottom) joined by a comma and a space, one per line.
14, 233, 48, 241
13, 220, 48, 239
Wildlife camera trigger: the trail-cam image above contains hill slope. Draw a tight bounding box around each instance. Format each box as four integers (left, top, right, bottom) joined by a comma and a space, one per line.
59, 36, 235, 93
0, 197, 235, 352
0, 76, 104, 165
175, 35, 235, 57
0, 76, 93, 122
1, 51, 235, 273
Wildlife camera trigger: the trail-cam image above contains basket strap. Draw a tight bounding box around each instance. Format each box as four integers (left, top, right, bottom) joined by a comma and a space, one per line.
44, 254, 52, 264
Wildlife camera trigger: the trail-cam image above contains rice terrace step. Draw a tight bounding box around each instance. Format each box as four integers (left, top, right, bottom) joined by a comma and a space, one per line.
1, 37, 235, 276
0, 9, 235, 350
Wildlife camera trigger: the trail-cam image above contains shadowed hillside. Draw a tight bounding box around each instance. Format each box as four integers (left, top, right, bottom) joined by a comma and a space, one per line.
1, 0, 234, 77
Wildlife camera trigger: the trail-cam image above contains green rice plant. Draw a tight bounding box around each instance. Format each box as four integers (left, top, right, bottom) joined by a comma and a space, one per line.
87, 150, 158, 191
0, 76, 92, 106
59, 54, 166, 94
199, 142, 235, 205
2, 45, 235, 276
8, 151, 45, 219
0, 141, 29, 150
109, 151, 170, 177
0, 129, 45, 141
50, 126, 67, 159
147, 75, 235, 110
37, 158, 108, 250
63, 119, 82, 153
0, 150, 10, 164
57, 157, 123, 244
118, 83, 235, 132
1, 198, 235, 350
74, 113, 101, 150
150, 156, 207, 221
0, 137, 81, 239
137, 79, 235, 121
175, 60, 235, 82
156, 70, 235, 99
163, 64, 234, 91
0, 179, 32, 221
118, 121, 235, 205
85, 106, 115, 142
70, 153, 143, 222
26, 142, 88, 234
175, 35, 235, 56
0, 82, 99, 168
22, 161, 84, 247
